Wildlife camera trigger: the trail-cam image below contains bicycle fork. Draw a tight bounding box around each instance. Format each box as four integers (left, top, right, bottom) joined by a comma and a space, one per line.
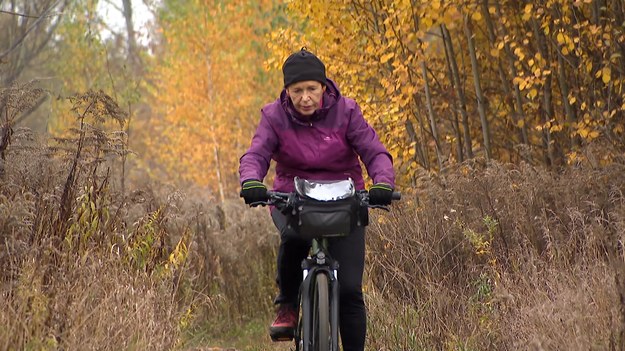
299, 250, 340, 351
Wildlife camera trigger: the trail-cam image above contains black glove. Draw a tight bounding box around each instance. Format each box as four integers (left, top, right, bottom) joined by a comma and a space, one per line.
240, 179, 268, 204
368, 183, 393, 205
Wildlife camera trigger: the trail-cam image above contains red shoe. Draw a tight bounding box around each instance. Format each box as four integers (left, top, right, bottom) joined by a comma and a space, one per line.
269, 305, 297, 341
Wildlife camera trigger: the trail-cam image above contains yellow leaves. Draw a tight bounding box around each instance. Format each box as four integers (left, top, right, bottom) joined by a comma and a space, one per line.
566, 151, 580, 165
389, 148, 399, 161
522, 4, 533, 21
550, 123, 563, 132
165, 236, 188, 272
555, 31, 576, 55
535, 68, 550, 78
442, 6, 460, 28
380, 77, 393, 93
602, 66, 611, 84
264, 56, 278, 71
575, 115, 601, 140
578, 127, 600, 139
513, 76, 530, 91
384, 28, 395, 39
380, 52, 395, 64
595, 65, 612, 84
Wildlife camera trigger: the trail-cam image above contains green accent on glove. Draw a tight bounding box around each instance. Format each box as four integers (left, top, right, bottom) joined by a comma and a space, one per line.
369, 183, 393, 191
242, 180, 266, 190
240, 179, 268, 205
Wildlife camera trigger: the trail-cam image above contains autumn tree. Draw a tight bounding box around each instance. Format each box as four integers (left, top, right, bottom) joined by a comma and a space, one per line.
267, 0, 625, 186
145, 0, 282, 201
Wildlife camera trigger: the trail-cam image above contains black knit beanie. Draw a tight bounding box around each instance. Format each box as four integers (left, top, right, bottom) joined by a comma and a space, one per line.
282, 48, 327, 87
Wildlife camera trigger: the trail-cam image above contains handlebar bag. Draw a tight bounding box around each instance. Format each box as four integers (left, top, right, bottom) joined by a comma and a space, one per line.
287, 177, 363, 239
290, 197, 360, 239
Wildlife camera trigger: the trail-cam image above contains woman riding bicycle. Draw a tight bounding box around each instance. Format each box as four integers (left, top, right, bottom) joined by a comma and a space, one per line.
238, 47, 395, 351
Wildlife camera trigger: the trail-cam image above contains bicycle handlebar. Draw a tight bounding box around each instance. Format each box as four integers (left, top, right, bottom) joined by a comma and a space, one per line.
250, 189, 401, 210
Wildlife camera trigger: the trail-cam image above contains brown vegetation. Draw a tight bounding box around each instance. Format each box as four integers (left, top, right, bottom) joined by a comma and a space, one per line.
3, 86, 625, 351
0, 87, 276, 350
366, 156, 625, 350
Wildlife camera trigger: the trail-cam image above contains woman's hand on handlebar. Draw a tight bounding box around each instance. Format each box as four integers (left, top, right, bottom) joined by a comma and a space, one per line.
357, 189, 401, 211
240, 180, 268, 204
368, 183, 395, 205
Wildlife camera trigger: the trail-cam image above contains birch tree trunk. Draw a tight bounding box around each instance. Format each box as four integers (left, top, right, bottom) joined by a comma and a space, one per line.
421, 61, 444, 171
556, 46, 578, 149
531, 18, 558, 166
441, 24, 464, 163
443, 58, 464, 163
441, 24, 473, 160
122, 0, 142, 75
464, 13, 492, 161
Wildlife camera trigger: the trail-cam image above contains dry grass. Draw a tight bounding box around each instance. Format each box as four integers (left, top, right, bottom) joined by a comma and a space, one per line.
3, 86, 625, 351
365, 160, 625, 350
0, 88, 278, 351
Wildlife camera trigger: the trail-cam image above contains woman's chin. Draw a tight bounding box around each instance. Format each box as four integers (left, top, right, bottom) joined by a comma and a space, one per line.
297, 108, 315, 116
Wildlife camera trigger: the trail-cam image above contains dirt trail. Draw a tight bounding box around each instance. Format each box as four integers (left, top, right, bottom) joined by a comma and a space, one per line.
191, 343, 293, 351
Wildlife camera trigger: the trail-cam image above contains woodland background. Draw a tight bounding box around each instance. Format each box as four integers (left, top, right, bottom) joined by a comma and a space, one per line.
1, 0, 625, 350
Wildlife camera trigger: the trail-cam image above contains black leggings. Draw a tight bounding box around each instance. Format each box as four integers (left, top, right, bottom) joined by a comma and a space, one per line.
271, 209, 366, 351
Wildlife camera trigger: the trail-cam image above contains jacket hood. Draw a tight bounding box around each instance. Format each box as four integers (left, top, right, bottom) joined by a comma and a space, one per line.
280, 78, 341, 124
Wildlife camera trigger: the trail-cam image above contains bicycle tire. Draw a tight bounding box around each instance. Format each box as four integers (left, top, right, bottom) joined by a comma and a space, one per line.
313, 273, 330, 351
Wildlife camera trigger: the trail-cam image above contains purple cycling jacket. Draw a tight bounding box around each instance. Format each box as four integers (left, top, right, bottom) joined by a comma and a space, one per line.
239, 79, 394, 192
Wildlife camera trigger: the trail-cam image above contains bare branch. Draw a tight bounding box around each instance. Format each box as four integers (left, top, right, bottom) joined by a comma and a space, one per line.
0, 8, 61, 18
0, 0, 63, 60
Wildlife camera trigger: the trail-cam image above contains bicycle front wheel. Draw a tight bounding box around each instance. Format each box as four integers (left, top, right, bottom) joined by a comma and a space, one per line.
312, 273, 330, 351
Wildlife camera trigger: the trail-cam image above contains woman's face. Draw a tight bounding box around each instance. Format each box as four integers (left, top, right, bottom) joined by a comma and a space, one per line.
286, 80, 326, 116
